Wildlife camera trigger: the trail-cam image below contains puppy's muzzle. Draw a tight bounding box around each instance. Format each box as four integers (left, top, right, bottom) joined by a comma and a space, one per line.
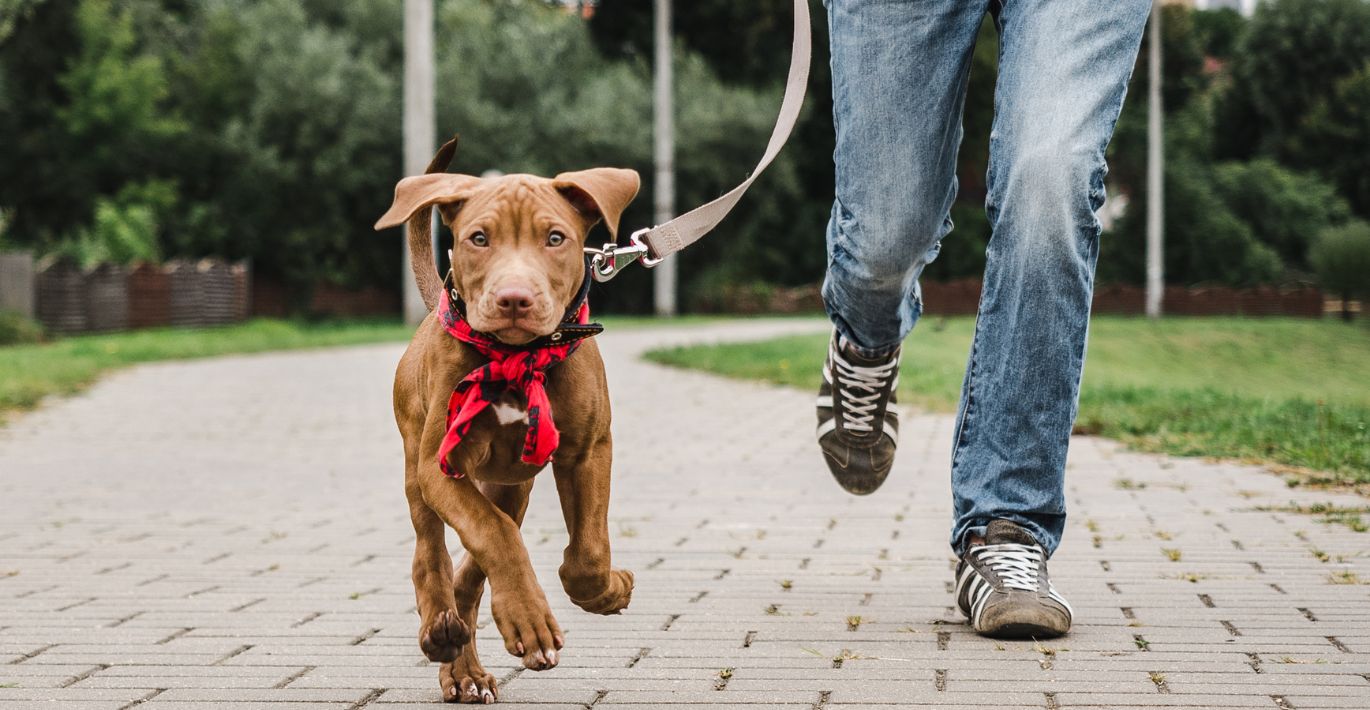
494, 288, 536, 319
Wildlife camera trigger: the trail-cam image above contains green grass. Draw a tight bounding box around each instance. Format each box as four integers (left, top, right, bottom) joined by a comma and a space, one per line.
0, 318, 414, 416
644, 317, 1370, 484
0, 314, 716, 419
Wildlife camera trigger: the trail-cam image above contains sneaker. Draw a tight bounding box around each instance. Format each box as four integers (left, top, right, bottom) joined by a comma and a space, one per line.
954, 520, 1073, 639
815, 332, 900, 495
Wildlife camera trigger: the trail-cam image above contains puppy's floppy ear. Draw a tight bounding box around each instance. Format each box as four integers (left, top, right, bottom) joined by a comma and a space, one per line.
374, 173, 482, 230
552, 168, 641, 238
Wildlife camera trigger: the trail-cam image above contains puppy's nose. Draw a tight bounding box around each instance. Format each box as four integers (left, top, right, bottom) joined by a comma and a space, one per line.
494, 288, 535, 317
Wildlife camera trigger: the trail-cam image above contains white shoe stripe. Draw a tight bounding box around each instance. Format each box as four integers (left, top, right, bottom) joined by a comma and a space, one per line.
815, 418, 838, 439
970, 581, 993, 626
816, 395, 833, 409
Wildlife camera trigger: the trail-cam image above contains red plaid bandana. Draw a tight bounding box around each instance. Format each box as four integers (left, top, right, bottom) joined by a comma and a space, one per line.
435, 282, 598, 479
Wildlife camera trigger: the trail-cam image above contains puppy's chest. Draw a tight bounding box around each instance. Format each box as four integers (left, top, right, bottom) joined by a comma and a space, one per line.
489, 391, 529, 426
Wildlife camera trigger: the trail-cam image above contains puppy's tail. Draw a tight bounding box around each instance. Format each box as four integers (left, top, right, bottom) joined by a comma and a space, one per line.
405, 136, 460, 312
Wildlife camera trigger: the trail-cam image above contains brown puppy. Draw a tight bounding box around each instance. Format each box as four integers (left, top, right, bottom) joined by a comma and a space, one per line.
375, 139, 638, 704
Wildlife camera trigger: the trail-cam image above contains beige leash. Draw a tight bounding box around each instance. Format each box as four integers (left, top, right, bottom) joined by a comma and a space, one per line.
586, 0, 813, 282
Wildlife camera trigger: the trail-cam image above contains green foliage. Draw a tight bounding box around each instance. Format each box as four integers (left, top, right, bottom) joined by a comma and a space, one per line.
57, 0, 184, 143
1191, 7, 1245, 60
169, 0, 402, 293
1154, 4, 1211, 112
1107, 3, 1368, 286
586, 0, 834, 295
2, 0, 1366, 309
0, 0, 805, 311
1310, 220, 1370, 306
54, 180, 173, 267
1211, 159, 1352, 273
0, 310, 44, 346
589, 0, 803, 88
1106, 105, 1284, 287
421, 0, 813, 308
1290, 63, 1370, 216
1115, 158, 1282, 287
1215, 0, 1370, 163
0, 0, 43, 42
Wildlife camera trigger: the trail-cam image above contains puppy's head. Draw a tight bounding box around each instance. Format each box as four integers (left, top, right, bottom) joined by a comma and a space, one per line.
377, 167, 639, 345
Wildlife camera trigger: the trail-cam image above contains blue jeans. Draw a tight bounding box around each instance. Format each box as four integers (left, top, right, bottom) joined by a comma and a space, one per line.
821, 0, 1150, 556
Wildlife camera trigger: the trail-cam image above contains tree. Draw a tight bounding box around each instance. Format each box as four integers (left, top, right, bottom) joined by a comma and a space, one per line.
1108, 154, 1283, 288
1310, 220, 1370, 321
1289, 64, 1370, 217
1191, 7, 1244, 61
1211, 159, 1352, 273
0, 0, 106, 247
586, 0, 835, 293
0, 0, 186, 256
1214, 0, 1370, 162
588, 0, 798, 88
1109, 3, 1215, 207
173, 0, 402, 293
1106, 96, 1279, 287
0, 0, 44, 43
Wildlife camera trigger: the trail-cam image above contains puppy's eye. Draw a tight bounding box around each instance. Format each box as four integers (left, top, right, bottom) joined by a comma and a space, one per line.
546, 231, 566, 247
469, 231, 489, 247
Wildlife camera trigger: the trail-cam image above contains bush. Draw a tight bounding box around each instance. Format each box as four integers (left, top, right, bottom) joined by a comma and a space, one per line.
1289, 63, 1370, 217
0, 310, 44, 346
1106, 153, 1284, 287
53, 180, 171, 267
1310, 220, 1370, 320
1210, 159, 1352, 274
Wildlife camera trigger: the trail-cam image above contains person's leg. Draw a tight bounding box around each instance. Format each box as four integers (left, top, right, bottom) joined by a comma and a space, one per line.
818, 0, 989, 494
950, 0, 1150, 556
823, 0, 990, 357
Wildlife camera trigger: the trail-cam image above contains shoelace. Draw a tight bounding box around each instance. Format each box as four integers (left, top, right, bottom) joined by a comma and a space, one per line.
831, 344, 898, 433
970, 543, 1045, 592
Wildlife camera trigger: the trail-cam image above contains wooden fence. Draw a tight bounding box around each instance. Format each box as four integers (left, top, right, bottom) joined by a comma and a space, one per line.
23, 257, 251, 336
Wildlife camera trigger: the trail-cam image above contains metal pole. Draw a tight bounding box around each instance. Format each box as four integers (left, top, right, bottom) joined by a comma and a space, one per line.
652, 0, 678, 317
402, 0, 436, 325
1145, 1, 1164, 320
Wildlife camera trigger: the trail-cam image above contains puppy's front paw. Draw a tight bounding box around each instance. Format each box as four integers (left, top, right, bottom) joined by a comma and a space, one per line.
491, 589, 564, 671
440, 657, 497, 704
419, 608, 470, 663
570, 568, 634, 615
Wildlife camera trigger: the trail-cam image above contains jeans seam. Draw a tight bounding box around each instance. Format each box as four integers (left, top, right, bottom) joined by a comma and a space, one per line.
950, 317, 982, 472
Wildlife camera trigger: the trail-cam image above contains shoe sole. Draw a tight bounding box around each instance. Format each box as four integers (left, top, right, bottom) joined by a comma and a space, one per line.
976, 621, 1069, 640
819, 449, 891, 496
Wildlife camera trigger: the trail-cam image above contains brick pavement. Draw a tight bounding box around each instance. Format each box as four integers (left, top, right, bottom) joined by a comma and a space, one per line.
1, 319, 1367, 709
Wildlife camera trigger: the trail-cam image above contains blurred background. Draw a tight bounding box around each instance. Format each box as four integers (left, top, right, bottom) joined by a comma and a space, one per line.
1, 0, 1367, 328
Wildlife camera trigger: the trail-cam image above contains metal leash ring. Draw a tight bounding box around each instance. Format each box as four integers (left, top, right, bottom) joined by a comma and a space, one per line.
585, 229, 663, 283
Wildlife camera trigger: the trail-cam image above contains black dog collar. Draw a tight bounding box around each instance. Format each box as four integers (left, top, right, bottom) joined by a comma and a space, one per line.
442, 256, 603, 350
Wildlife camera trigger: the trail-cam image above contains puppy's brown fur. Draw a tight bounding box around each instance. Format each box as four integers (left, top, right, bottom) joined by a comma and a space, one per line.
376, 139, 638, 704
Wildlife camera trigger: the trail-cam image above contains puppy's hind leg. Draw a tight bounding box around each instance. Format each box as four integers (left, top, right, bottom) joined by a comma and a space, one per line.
440, 481, 533, 704
407, 465, 470, 664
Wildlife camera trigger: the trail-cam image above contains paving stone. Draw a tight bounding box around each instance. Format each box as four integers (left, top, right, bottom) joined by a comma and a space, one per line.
1, 319, 1367, 708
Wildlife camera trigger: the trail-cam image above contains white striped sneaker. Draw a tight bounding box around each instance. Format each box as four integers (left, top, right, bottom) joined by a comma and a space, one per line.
954, 520, 1073, 639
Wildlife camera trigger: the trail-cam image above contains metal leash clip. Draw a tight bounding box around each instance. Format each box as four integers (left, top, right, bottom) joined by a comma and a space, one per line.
585, 229, 665, 283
